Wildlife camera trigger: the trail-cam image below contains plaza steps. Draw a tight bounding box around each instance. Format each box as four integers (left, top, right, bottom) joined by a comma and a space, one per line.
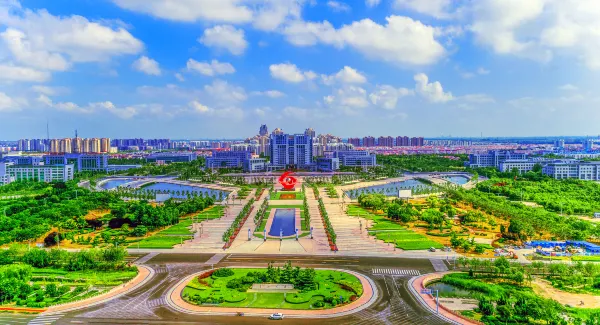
182, 190, 256, 250
319, 187, 397, 254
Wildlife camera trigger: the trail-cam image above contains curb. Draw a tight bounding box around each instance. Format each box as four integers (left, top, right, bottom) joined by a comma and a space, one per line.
165, 267, 378, 318
407, 273, 465, 325
43, 265, 155, 315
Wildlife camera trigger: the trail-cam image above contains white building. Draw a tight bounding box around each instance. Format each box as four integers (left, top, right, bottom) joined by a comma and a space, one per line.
6, 164, 74, 183
333, 150, 377, 167
243, 158, 267, 172
499, 160, 539, 173
469, 151, 528, 168
0, 162, 15, 185
542, 161, 600, 181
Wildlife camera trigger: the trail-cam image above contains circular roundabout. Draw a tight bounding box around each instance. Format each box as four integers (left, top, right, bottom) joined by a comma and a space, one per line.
165, 266, 378, 318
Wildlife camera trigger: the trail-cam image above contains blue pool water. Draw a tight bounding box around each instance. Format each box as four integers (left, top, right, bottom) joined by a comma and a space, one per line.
344, 179, 432, 199
269, 209, 296, 237
443, 176, 469, 185
100, 178, 134, 190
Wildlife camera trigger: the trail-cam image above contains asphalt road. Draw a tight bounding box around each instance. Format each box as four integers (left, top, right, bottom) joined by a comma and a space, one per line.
45, 253, 452, 325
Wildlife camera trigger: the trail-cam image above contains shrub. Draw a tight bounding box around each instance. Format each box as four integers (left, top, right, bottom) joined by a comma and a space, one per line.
213, 268, 234, 277
313, 301, 325, 308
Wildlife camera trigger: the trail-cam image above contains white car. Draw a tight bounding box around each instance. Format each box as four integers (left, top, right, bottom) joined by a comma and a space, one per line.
269, 313, 284, 320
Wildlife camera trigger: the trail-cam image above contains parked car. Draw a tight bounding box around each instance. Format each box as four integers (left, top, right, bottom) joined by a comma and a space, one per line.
269, 313, 284, 320
429, 247, 437, 252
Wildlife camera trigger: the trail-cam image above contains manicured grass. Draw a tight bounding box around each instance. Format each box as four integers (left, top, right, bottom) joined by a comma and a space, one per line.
270, 192, 305, 200
182, 268, 361, 310
7, 267, 138, 308
133, 235, 192, 248
131, 206, 223, 248
348, 205, 442, 250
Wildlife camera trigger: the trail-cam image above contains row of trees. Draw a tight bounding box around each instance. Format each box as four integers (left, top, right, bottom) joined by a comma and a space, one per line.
0, 245, 128, 270
302, 185, 311, 231
222, 198, 255, 243
378, 154, 468, 173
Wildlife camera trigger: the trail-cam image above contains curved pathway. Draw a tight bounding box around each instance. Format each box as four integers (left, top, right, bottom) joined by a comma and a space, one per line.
408, 272, 482, 325
165, 267, 378, 318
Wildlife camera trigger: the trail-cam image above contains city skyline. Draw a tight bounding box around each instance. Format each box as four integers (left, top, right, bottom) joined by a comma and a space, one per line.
2, 1, 600, 139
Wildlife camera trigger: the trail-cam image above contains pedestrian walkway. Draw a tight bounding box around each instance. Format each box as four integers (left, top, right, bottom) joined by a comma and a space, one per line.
204, 253, 227, 266
372, 269, 421, 276
134, 252, 158, 265
179, 189, 255, 251
319, 187, 397, 254
28, 312, 64, 325
430, 259, 449, 272
0, 313, 36, 325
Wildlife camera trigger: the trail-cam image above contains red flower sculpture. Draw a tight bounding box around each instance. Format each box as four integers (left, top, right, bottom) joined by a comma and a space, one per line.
278, 172, 297, 190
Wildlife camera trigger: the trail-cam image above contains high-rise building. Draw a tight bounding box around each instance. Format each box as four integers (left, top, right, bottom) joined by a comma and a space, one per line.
554, 139, 565, 150
100, 138, 110, 153
90, 138, 101, 153
362, 136, 376, 147
272, 128, 284, 135
410, 137, 424, 147
378, 136, 394, 147
395, 136, 410, 147
82, 138, 91, 153
348, 138, 361, 147
72, 137, 83, 153
305, 128, 316, 138
270, 134, 313, 168
259, 124, 269, 136
585, 139, 595, 152
59, 138, 72, 153
49, 139, 60, 153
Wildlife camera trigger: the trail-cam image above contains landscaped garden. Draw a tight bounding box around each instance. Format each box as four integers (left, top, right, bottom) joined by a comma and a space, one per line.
0, 245, 137, 308
132, 206, 224, 249
181, 262, 363, 310
430, 257, 600, 324
347, 205, 443, 250
270, 191, 304, 201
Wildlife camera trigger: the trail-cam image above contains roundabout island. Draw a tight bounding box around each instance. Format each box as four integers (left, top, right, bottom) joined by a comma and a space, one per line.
166, 263, 378, 318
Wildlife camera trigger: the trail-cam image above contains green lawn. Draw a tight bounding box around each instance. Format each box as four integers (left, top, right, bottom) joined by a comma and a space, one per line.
348, 205, 443, 250
5, 267, 138, 308
270, 192, 305, 200
182, 268, 362, 309
131, 206, 223, 248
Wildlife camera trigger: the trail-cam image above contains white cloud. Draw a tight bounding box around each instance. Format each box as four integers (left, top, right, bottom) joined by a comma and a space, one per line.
283, 16, 446, 66
189, 100, 210, 113
31, 85, 68, 96
414, 73, 453, 103
283, 106, 310, 119
459, 94, 495, 104
199, 25, 248, 55
469, 0, 600, 68
270, 63, 317, 83
37, 95, 140, 118
327, 1, 351, 12
393, 0, 454, 19
112, 0, 253, 23
365, 0, 381, 8
253, 0, 305, 31
251, 90, 286, 98
132, 56, 161, 76
0, 2, 144, 63
175, 73, 185, 82
324, 86, 370, 109
0, 28, 70, 71
477, 67, 490, 75
0, 92, 26, 112
90, 101, 139, 119
254, 106, 271, 117
369, 85, 414, 110
559, 84, 578, 91
0, 64, 51, 82
204, 79, 247, 104
321, 66, 367, 85
187, 59, 235, 76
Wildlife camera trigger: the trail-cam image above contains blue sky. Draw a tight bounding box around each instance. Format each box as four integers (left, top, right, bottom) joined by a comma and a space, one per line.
1, 0, 600, 139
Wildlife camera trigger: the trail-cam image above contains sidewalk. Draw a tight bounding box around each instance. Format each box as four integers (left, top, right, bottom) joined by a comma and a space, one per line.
165, 267, 377, 318
409, 272, 482, 325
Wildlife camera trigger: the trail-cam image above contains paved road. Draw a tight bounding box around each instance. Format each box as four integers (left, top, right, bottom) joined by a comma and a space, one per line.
46, 253, 452, 325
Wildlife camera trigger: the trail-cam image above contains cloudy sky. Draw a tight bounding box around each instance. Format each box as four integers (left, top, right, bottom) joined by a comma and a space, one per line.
1, 0, 600, 139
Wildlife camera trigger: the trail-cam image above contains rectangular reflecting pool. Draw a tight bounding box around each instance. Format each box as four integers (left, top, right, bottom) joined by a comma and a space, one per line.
268, 209, 296, 237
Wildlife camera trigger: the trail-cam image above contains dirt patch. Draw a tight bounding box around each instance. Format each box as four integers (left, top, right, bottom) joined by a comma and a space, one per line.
532, 279, 600, 308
